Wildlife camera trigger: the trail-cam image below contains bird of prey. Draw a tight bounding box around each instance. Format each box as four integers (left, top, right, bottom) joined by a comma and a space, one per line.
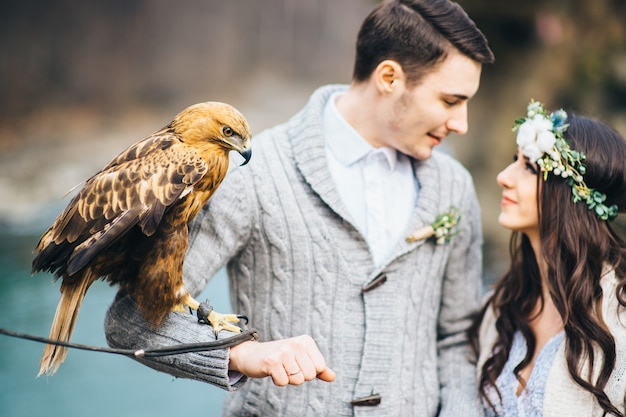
31, 101, 252, 376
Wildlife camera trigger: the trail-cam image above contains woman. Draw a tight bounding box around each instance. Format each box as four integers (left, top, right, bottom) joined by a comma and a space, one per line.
470, 100, 626, 416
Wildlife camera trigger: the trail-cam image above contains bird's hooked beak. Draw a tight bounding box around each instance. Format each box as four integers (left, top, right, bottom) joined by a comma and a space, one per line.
239, 148, 252, 166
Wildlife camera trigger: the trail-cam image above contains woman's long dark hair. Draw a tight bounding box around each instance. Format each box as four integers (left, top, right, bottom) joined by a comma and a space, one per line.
470, 115, 626, 416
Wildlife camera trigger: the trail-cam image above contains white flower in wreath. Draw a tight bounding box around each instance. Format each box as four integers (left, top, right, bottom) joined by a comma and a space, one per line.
527, 101, 543, 117
536, 129, 556, 152
521, 143, 543, 162
516, 115, 556, 162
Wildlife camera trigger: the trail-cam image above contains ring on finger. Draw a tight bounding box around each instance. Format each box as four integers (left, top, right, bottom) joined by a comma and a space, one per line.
287, 369, 302, 376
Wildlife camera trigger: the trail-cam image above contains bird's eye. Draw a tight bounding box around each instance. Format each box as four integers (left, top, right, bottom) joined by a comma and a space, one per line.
222, 126, 234, 137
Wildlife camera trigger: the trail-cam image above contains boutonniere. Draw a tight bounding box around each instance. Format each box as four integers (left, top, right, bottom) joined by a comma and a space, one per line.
406, 206, 461, 245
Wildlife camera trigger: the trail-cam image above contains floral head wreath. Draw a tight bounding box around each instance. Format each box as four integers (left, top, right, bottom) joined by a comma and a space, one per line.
513, 100, 618, 221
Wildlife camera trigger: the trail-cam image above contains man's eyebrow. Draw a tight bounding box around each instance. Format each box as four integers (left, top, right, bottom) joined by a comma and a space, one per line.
442, 93, 471, 101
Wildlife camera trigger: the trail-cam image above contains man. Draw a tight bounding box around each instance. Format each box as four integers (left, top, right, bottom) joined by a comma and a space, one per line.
105, 0, 494, 415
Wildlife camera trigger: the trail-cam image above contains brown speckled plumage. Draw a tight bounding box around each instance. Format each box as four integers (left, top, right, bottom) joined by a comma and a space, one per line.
31, 102, 251, 376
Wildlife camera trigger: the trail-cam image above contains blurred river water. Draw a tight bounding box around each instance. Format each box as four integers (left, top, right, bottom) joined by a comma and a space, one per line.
0, 221, 231, 417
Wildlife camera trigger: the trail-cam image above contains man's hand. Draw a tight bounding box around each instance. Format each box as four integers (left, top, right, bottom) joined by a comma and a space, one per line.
228, 335, 336, 386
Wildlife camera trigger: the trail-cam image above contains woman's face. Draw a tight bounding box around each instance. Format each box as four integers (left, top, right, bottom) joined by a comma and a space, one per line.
496, 148, 540, 240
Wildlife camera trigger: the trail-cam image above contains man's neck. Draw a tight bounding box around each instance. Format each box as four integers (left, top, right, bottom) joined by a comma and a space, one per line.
334, 83, 384, 148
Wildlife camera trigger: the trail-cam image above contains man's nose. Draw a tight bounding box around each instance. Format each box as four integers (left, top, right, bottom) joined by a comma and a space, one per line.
446, 105, 468, 135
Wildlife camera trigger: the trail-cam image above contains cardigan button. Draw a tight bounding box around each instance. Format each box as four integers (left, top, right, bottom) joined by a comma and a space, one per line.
362, 273, 387, 293
350, 392, 381, 406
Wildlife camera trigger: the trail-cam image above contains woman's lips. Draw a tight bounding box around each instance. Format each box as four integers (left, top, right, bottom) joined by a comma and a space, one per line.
501, 195, 517, 206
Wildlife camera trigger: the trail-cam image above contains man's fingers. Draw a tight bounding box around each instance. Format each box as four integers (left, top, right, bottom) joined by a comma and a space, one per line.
316, 367, 336, 382
300, 336, 335, 382
285, 335, 336, 384
284, 360, 305, 385
271, 373, 289, 387
229, 335, 335, 386
286, 369, 306, 385
298, 361, 316, 381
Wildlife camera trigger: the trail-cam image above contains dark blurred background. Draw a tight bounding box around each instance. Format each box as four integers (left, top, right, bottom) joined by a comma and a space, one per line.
0, 1, 625, 416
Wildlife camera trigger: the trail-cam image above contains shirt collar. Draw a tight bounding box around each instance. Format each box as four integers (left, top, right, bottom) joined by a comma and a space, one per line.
323, 92, 399, 170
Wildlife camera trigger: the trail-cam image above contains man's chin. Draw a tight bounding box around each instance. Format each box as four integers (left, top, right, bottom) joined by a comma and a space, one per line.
408, 147, 434, 161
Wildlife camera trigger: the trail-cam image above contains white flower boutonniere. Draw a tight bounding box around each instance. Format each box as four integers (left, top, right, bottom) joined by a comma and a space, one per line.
406, 206, 461, 245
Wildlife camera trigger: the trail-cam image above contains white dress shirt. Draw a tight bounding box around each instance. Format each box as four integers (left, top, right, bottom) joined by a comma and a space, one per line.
323, 92, 418, 266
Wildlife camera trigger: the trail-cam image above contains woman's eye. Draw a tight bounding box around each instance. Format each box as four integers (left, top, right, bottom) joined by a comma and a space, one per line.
525, 162, 538, 174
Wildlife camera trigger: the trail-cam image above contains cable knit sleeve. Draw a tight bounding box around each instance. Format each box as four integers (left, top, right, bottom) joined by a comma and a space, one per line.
103, 162, 256, 390
104, 293, 247, 390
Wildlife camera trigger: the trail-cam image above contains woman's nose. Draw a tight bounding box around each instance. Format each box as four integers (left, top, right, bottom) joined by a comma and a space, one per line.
496, 164, 513, 188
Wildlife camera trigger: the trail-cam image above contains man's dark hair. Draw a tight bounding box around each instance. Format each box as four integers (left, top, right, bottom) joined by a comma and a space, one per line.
353, 0, 494, 85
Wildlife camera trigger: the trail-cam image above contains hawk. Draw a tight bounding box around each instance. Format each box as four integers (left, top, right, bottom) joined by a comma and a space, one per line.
31, 101, 252, 376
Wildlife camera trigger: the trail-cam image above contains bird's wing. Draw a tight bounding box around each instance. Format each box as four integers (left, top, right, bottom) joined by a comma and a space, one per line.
34, 129, 209, 275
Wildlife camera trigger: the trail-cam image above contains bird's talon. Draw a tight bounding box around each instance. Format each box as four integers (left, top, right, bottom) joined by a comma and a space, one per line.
195, 299, 246, 335
196, 301, 213, 325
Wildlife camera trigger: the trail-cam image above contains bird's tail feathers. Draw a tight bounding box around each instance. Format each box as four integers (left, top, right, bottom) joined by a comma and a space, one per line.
38, 270, 97, 376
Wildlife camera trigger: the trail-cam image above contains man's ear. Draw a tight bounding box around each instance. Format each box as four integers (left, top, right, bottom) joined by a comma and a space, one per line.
373, 60, 405, 94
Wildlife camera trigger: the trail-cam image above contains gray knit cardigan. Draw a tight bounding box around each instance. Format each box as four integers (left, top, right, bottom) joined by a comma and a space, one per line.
105, 84, 484, 417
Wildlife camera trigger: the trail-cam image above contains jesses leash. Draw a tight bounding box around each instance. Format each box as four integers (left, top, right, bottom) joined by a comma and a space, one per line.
0, 326, 258, 358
